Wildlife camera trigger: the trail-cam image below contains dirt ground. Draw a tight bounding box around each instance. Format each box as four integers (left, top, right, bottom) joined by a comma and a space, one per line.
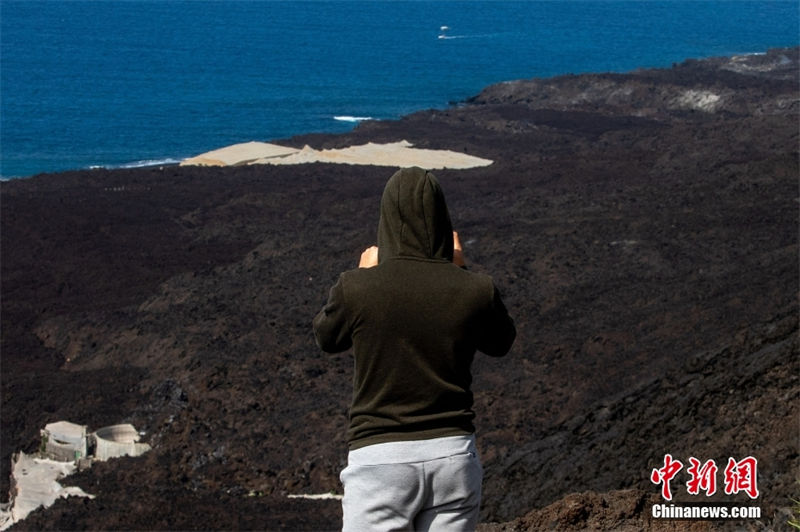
2, 48, 797, 531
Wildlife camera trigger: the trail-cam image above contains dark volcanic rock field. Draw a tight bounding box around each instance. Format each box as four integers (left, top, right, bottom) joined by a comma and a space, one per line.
2, 48, 798, 530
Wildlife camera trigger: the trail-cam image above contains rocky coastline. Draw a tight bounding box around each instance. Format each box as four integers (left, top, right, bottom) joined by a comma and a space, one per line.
2, 48, 798, 530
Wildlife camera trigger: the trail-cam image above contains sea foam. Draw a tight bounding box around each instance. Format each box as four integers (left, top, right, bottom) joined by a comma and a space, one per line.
116, 158, 182, 169
333, 116, 373, 123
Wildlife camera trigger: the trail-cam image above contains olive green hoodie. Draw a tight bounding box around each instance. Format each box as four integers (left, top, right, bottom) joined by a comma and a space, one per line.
313, 167, 515, 449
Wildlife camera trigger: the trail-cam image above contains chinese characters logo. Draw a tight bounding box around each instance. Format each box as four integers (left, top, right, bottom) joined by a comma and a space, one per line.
651, 454, 759, 501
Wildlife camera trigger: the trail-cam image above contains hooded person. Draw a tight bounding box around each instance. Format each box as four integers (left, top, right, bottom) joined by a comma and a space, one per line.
313, 167, 516, 532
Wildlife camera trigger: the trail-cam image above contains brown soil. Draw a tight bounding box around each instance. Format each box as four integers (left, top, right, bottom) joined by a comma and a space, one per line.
2, 48, 798, 531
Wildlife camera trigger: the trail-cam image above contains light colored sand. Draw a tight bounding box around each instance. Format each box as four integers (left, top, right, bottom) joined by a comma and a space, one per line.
287, 493, 343, 500
181, 140, 492, 170
0, 452, 94, 531
180, 141, 301, 166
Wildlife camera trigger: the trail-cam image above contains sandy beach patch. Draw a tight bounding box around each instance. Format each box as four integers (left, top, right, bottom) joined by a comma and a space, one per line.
181, 140, 492, 170
180, 141, 301, 166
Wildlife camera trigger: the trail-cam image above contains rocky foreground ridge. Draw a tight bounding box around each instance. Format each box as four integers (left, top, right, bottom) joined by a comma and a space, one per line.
2, 48, 798, 530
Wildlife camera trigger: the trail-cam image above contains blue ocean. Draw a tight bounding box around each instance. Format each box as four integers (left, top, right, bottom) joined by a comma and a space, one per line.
1, 1, 797, 179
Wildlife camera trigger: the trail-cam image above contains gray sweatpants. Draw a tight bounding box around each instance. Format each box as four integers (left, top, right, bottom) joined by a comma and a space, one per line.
340, 434, 482, 532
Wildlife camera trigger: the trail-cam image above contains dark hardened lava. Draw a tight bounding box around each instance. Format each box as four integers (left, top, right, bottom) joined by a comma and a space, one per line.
2, 48, 797, 530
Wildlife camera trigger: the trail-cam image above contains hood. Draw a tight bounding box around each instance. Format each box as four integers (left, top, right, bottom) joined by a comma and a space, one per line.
377, 167, 454, 263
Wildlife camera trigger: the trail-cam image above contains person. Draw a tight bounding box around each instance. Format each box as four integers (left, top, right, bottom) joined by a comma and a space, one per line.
313, 167, 516, 531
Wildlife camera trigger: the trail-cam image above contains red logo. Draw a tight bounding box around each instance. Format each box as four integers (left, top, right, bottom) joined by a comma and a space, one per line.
650, 454, 683, 501
651, 455, 758, 500
723, 456, 759, 499
686, 457, 718, 496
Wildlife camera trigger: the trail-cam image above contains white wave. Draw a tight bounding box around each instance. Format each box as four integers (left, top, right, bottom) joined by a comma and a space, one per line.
333, 115, 373, 123
115, 157, 182, 169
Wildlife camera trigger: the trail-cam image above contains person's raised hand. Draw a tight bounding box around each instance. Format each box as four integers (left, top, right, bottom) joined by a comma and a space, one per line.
359, 246, 379, 268
452, 231, 466, 267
